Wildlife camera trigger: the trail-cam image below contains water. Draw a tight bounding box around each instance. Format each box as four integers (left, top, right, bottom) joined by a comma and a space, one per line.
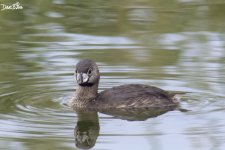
0, 0, 225, 149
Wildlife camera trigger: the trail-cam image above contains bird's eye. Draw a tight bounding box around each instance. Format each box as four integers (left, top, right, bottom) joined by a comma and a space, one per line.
87, 69, 92, 75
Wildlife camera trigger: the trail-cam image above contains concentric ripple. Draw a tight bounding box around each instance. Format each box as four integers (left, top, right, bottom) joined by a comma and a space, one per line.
0, 90, 75, 139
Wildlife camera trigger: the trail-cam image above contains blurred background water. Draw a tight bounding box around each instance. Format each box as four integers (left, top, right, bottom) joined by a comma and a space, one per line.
0, 0, 225, 149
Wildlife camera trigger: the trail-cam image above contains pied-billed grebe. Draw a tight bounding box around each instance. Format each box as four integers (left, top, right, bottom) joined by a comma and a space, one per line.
68, 59, 178, 109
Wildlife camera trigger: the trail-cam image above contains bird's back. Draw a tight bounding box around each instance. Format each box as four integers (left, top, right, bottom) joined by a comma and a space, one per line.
92, 84, 177, 109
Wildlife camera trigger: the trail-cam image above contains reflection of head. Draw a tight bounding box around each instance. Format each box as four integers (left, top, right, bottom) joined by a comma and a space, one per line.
74, 119, 100, 149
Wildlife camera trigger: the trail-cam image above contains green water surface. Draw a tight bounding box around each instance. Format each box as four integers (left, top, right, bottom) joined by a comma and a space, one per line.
0, 0, 225, 150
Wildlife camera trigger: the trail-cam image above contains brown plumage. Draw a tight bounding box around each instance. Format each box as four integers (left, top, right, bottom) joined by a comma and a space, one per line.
68, 59, 178, 110
92, 84, 177, 109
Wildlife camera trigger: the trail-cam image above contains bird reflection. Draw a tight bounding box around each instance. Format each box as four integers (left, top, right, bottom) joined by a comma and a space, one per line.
73, 106, 175, 149
74, 110, 99, 149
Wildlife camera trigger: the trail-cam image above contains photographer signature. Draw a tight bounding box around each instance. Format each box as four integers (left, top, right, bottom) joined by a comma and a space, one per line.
1, 2, 23, 11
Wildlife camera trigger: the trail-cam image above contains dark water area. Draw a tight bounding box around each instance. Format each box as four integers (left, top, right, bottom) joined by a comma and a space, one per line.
0, 0, 225, 149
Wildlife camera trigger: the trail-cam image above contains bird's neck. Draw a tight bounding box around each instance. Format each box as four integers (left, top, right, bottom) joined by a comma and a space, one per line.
75, 82, 99, 102
68, 82, 99, 108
